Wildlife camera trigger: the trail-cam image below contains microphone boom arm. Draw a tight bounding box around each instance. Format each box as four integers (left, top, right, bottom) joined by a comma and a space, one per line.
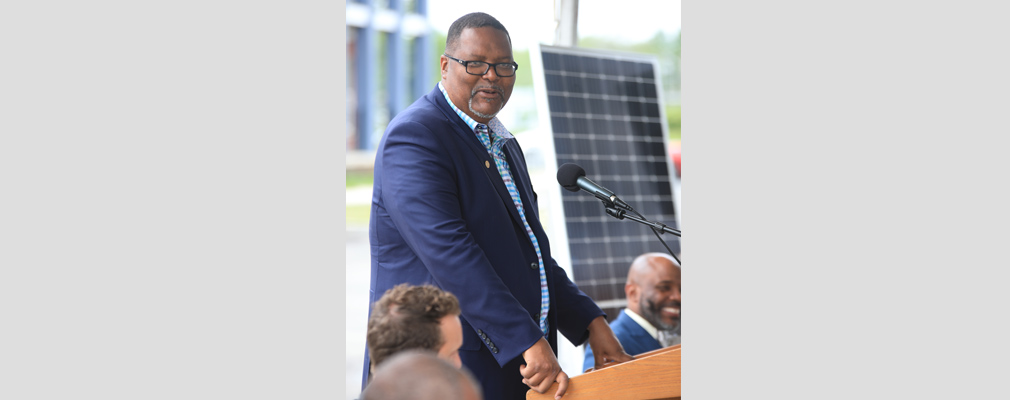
605, 206, 681, 237
606, 204, 682, 265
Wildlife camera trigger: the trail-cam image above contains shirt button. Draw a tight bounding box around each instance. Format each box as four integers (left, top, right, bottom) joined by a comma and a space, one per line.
530, 262, 537, 270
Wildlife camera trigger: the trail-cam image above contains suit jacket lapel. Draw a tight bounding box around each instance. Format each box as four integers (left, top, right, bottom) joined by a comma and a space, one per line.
621, 311, 662, 348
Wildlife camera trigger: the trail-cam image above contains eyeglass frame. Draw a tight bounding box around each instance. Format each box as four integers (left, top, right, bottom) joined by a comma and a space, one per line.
443, 54, 519, 77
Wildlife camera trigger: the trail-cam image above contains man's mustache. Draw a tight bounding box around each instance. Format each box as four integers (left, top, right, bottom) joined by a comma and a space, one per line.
471, 85, 505, 98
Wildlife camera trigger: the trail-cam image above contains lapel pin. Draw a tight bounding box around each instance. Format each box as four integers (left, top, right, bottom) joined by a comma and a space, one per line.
485, 160, 490, 168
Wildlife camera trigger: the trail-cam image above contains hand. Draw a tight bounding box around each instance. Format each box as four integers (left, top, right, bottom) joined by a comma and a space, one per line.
519, 337, 569, 399
587, 316, 634, 370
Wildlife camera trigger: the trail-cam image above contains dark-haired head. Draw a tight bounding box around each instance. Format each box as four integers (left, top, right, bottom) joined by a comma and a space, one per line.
445, 12, 511, 54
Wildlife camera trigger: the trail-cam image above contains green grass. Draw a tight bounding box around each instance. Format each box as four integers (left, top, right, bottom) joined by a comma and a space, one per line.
666, 104, 681, 141
346, 170, 374, 188
346, 170, 373, 227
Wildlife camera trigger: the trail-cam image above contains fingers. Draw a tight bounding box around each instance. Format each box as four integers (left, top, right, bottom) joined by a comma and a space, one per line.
553, 371, 569, 399
594, 352, 635, 369
519, 364, 539, 389
531, 368, 558, 394
522, 369, 569, 398
520, 362, 555, 392
611, 350, 633, 363
593, 353, 605, 369
521, 338, 563, 392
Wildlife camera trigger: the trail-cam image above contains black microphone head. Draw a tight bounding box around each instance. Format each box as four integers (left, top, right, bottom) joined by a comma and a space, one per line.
556, 163, 586, 192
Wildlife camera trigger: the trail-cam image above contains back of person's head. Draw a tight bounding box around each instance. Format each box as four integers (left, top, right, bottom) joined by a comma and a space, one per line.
445, 12, 511, 53
367, 283, 461, 370
361, 351, 483, 400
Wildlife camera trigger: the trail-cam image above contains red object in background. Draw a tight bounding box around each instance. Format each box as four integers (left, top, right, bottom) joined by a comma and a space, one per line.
668, 141, 681, 178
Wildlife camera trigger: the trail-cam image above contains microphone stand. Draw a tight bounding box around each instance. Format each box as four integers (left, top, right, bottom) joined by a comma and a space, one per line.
605, 207, 681, 237
602, 202, 681, 265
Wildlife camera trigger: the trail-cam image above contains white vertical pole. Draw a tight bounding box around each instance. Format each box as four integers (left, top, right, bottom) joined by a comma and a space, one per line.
553, 0, 579, 47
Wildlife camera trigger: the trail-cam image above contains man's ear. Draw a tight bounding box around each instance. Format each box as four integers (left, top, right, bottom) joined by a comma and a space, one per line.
440, 55, 449, 81
625, 283, 638, 301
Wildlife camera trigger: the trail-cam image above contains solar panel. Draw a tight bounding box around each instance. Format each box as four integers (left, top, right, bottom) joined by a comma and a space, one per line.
529, 45, 680, 325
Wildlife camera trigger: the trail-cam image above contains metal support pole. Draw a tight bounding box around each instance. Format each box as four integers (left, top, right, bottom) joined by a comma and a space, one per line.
554, 0, 579, 47
356, 0, 377, 149
387, 0, 406, 117
413, 0, 432, 100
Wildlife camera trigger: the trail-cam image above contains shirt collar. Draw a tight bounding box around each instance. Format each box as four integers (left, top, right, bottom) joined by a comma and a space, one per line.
624, 308, 660, 341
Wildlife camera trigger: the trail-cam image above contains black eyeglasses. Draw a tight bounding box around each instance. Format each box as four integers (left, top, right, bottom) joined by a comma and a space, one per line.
444, 54, 519, 77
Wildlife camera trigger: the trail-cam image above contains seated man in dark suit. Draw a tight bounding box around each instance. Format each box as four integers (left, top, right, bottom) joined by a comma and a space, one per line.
583, 253, 681, 371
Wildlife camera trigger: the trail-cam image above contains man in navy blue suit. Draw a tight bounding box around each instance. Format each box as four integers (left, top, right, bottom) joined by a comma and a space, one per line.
366, 12, 631, 400
583, 253, 681, 372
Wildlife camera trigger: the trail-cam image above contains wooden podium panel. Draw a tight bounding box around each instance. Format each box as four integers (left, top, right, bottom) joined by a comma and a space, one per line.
526, 345, 681, 400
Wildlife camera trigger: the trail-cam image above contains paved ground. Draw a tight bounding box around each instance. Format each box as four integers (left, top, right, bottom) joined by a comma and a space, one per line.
345, 187, 371, 399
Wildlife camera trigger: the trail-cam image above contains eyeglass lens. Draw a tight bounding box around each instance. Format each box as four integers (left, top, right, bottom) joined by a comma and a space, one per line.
466, 62, 516, 77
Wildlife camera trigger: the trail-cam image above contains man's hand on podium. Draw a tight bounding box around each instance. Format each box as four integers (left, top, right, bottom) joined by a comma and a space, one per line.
587, 315, 634, 370
520, 337, 569, 399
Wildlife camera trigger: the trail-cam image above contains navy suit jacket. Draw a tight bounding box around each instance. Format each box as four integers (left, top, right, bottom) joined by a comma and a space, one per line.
366, 85, 603, 400
583, 309, 661, 372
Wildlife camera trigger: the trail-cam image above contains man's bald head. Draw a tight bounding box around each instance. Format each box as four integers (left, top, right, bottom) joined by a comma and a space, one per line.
626, 253, 681, 330
361, 351, 483, 400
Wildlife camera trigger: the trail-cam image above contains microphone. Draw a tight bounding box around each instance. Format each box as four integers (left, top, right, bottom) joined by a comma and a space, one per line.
556, 163, 631, 210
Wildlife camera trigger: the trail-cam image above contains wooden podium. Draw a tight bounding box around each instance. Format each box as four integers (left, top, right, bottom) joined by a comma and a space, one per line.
526, 345, 681, 400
